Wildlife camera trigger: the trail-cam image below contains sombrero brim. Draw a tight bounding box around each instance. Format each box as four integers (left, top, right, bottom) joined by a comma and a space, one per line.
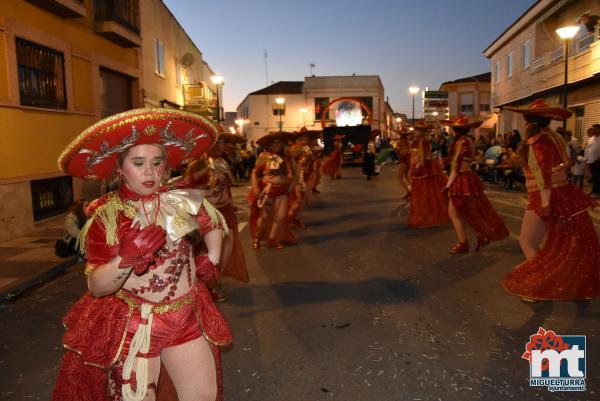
503, 105, 572, 121
58, 108, 217, 180
440, 120, 483, 129
257, 132, 296, 147
218, 132, 247, 144
296, 130, 322, 140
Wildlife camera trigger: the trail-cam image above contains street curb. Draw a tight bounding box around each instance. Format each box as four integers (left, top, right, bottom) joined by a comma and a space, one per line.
0, 256, 79, 302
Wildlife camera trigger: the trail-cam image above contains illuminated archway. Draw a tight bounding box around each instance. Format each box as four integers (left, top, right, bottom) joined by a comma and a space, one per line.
320, 97, 373, 127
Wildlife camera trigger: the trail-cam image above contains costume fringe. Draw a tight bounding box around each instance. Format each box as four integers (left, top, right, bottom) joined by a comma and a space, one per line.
202, 198, 229, 237
528, 145, 545, 192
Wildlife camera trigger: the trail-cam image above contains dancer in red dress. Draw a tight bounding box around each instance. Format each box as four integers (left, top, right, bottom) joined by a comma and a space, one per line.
442, 116, 509, 253
249, 132, 297, 249
288, 129, 314, 228
407, 121, 449, 227
184, 130, 249, 301
52, 109, 231, 401
321, 134, 345, 179
502, 99, 600, 301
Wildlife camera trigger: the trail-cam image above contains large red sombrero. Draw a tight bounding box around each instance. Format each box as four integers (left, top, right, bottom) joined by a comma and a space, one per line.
440, 115, 483, 129
412, 119, 435, 130
58, 108, 217, 180
295, 127, 322, 140
257, 131, 296, 147
504, 99, 573, 121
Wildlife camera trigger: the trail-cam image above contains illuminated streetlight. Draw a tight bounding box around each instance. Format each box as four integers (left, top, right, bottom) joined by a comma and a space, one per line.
275, 97, 285, 131
235, 119, 245, 134
555, 25, 580, 128
210, 75, 224, 122
229, 127, 236, 133
409, 86, 419, 124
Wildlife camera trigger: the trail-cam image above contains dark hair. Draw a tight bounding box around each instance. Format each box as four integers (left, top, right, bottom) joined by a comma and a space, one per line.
453, 127, 470, 137
69, 198, 88, 228
524, 115, 551, 127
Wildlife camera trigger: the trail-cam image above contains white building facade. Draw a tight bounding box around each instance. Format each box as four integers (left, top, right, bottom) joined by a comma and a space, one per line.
236, 75, 392, 142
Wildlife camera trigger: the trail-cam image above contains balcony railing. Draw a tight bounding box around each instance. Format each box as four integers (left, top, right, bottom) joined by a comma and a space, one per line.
575, 32, 595, 54
183, 84, 217, 117
549, 45, 564, 62
94, 0, 140, 34
532, 56, 545, 70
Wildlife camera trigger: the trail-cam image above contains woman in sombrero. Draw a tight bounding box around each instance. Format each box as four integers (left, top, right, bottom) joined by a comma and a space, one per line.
288, 128, 315, 229
502, 99, 599, 301
52, 109, 231, 401
184, 127, 249, 302
442, 115, 509, 253
321, 134, 345, 179
249, 131, 297, 249
406, 120, 449, 227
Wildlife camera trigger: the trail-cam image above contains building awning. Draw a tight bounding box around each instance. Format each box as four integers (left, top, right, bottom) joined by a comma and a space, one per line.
479, 113, 498, 129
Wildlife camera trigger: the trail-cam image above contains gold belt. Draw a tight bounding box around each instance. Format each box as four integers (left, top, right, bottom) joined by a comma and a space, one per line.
115, 290, 194, 315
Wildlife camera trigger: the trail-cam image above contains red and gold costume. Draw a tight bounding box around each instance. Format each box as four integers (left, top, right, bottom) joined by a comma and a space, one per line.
249, 144, 297, 246
288, 141, 313, 227
448, 135, 509, 241
504, 128, 600, 300
52, 108, 232, 401
187, 153, 249, 284
322, 136, 344, 179
407, 133, 449, 227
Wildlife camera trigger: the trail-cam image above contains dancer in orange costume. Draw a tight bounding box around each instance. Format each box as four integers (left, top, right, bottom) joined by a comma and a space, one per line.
249, 132, 297, 249
502, 100, 600, 301
442, 115, 509, 253
321, 134, 345, 179
288, 129, 314, 228
395, 132, 412, 200
407, 121, 449, 227
52, 109, 231, 401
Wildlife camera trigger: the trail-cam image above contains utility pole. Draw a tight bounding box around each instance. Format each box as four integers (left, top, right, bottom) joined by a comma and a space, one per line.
264, 50, 269, 87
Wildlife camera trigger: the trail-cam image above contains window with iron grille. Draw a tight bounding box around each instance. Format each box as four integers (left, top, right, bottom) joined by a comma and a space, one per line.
16, 37, 67, 109
94, 0, 140, 34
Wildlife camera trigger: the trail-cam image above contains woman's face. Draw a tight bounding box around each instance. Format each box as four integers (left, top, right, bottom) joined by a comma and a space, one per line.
120, 144, 165, 196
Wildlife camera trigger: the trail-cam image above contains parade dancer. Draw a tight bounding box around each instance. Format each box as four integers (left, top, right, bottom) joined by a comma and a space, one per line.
502, 100, 600, 301
442, 115, 509, 253
309, 141, 324, 195
407, 121, 449, 227
52, 109, 232, 401
249, 132, 297, 249
395, 133, 411, 200
322, 134, 345, 179
184, 131, 249, 302
288, 129, 313, 228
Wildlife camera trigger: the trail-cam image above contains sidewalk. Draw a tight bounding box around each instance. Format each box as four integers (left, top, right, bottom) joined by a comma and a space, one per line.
0, 183, 252, 302
0, 214, 80, 301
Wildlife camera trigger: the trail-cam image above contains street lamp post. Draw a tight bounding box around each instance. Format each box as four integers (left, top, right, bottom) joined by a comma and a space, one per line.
409, 86, 420, 124
211, 75, 224, 123
275, 97, 285, 132
555, 26, 580, 128
300, 108, 307, 128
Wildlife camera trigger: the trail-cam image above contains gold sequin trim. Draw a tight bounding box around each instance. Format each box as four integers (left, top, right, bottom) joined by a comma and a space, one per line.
84, 266, 94, 278
144, 124, 157, 135
115, 290, 194, 314
58, 108, 218, 174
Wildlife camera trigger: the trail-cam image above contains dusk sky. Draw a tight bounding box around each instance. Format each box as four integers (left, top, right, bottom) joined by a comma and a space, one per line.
164, 0, 535, 116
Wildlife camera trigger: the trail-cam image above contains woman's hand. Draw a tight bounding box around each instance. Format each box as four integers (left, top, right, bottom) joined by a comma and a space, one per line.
118, 223, 166, 275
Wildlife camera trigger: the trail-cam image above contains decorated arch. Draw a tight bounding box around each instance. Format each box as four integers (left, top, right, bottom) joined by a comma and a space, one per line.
320, 97, 373, 127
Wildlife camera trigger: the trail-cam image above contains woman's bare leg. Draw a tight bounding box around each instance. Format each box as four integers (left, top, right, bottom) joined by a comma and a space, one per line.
448, 201, 467, 242
161, 337, 217, 401
519, 210, 546, 259
397, 164, 409, 197
269, 194, 288, 240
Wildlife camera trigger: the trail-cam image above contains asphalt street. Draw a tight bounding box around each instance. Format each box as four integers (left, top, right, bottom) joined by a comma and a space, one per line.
1, 166, 599, 401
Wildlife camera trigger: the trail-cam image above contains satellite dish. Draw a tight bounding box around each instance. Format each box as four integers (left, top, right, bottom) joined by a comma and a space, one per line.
181, 53, 195, 67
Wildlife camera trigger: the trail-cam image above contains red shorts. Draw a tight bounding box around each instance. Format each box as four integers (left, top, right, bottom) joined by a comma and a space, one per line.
120, 290, 202, 358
